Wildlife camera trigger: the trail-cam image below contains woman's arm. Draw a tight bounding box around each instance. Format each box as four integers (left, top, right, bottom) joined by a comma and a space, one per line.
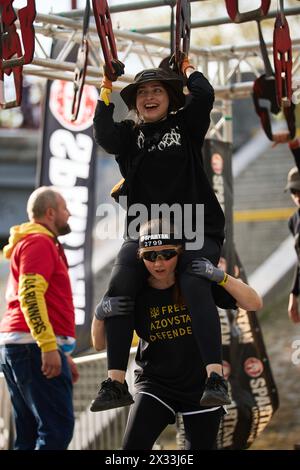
180, 59, 215, 140
93, 101, 134, 155
222, 275, 263, 311
91, 316, 106, 351
190, 258, 263, 311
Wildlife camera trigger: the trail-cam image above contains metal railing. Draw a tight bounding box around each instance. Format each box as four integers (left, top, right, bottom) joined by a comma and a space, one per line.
0, 348, 137, 450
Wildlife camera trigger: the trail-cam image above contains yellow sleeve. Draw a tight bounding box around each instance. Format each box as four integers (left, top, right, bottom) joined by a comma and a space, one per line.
19, 273, 57, 352
132, 331, 139, 347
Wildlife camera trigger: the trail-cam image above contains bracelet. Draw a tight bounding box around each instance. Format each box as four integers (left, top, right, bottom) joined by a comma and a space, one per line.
218, 273, 228, 287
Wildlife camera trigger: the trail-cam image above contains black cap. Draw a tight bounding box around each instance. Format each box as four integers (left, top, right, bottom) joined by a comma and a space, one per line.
285, 166, 300, 192
120, 68, 185, 111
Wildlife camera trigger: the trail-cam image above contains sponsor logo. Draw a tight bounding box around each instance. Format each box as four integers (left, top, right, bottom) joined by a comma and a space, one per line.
244, 357, 264, 378
211, 153, 224, 175
49, 80, 98, 132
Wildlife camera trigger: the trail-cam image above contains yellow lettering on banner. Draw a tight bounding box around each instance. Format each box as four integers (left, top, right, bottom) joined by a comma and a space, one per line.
167, 305, 173, 314
174, 304, 180, 313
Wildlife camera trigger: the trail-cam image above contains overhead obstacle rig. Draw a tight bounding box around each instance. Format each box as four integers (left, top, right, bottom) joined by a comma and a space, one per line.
0, 0, 36, 109
1, 0, 300, 133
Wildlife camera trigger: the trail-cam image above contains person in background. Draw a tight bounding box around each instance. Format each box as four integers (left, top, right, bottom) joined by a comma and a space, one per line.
0, 186, 79, 450
92, 219, 262, 449
91, 54, 229, 412
286, 139, 300, 324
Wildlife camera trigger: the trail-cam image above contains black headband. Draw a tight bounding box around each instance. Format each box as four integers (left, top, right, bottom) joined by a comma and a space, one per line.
139, 233, 181, 248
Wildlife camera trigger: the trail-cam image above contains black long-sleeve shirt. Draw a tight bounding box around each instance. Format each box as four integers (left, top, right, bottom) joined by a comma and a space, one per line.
288, 145, 300, 295
93, 71, 225, 243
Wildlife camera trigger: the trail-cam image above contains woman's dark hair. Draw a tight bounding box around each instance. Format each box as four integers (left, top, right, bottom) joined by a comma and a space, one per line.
163, 82, 185, 112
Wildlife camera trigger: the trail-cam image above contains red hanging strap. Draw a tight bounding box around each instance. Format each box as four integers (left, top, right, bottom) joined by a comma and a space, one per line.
273, 4, 293, 107
18, 0, 36, 65
92, 0, 124, 81
71, 0, 90, 122
0, 0, 36, 70
175, 0, 191, 65
168, 0, 191, 75
0, 0, 36, 109
225, 0, 271, 23
252, 20, 295, 142
0, 3, 22, 108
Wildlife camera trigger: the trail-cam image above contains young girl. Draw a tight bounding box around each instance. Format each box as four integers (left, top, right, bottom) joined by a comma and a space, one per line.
92, 220, 262, 449
91, 57, 229, 411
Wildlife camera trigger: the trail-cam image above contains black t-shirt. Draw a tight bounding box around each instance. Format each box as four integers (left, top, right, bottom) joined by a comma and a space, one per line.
134, 284, 237, 406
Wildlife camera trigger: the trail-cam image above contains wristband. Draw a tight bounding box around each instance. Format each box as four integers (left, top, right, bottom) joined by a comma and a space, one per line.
181, 58, 195, 77
218, 273, 228, 287
100, 87, 112, 106
101, 76, 113, 90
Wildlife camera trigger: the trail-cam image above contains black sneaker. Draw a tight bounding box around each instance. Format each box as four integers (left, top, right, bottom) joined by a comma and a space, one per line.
200, 372, 231, 407
90, 378, 134, 412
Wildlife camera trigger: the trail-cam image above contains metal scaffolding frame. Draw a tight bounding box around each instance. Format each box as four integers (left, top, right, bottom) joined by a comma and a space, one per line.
12, 1, 300, 142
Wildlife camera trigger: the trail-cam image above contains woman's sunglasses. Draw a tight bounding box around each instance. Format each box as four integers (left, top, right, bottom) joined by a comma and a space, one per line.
141, 249, 179, 262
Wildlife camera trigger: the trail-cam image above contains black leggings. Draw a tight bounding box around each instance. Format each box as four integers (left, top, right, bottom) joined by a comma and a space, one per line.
122, 393, 222, 450
105, 237, 222, 370
105, 239, 149, 370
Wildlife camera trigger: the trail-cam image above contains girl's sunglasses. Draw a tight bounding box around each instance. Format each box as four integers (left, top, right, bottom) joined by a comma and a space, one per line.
141, 249, 179, 262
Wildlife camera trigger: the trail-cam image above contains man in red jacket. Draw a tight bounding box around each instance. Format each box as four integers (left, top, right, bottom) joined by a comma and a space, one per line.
0, 186, 79, 450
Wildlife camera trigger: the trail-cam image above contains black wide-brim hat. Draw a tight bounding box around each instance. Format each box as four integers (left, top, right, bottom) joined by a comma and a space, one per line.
120, 68, 185, 111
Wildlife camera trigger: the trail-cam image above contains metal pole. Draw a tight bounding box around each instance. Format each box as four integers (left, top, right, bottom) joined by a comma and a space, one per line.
58, 0, 202, 17
134, 7, 300, 34
33, 11, 300, 57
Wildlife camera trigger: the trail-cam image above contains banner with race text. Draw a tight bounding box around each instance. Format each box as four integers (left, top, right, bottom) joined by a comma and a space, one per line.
38, 43, 98, 353
177, 139, 279, 449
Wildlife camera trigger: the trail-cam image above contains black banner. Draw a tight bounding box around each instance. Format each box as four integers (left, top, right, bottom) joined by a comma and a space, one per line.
177, 139, 279, 449
38, 42, 98, 353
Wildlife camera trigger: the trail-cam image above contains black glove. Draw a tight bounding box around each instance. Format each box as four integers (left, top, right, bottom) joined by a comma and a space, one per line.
95, 295, 134, 320
103, 59, 125, 82
189, 258, 226, 284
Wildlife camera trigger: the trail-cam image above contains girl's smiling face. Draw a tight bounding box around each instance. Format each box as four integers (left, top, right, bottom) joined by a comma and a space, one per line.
136, 81, 169, 123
